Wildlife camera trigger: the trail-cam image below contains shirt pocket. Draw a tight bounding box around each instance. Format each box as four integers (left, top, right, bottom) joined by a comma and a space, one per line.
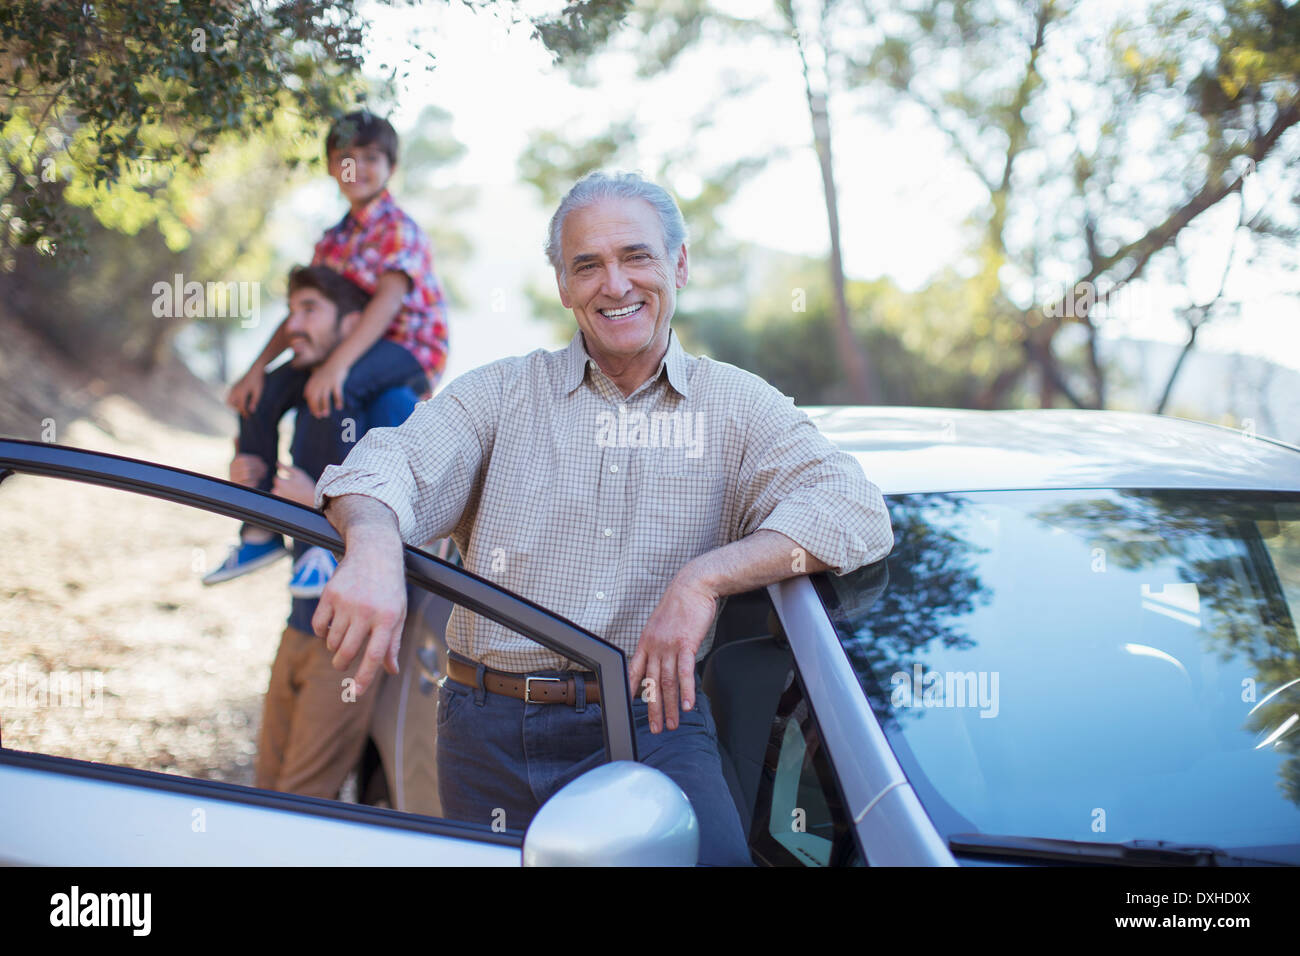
637, 464, 728, 577
653, 444, 715, 478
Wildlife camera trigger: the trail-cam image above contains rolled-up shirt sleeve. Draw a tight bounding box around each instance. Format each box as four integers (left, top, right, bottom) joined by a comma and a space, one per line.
314, 365, 497, 545
734, 384, 893, 575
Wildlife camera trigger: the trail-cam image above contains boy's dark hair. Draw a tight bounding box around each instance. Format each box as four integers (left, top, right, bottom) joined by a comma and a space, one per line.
325, 110, 399, 166
287, 265, 371, 323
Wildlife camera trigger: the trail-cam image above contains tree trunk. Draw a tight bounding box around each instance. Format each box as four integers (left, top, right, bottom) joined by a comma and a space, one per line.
782, 0, 880, 405
808, 90, 879, 404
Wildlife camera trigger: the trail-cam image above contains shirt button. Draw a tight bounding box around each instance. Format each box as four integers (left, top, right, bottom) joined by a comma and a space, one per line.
596, 590, 606, 600
603, 528, 613, 537
609, 464, 618, 473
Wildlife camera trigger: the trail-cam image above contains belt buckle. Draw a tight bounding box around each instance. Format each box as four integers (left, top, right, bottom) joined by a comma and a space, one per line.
524, 676, 563, 703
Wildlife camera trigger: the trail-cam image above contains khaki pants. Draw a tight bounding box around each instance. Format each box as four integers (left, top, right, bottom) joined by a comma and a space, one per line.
254, 625, 383, 799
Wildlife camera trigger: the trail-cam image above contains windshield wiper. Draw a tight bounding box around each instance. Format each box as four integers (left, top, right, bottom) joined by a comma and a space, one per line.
949, 833, 1293, 866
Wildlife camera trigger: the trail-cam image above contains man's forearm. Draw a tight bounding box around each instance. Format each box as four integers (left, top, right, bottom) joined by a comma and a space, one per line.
680, 529, 830, 600
324, 492, 404, 557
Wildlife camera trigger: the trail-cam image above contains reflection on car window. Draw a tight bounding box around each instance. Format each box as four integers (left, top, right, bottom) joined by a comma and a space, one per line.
815, 490, 1300, 863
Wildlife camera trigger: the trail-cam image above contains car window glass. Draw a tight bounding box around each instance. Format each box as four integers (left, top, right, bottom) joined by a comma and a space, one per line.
1, 473, 285, 782
816, 490, 1300, 864
0, 472, 551, 833
748, 668, 859, 867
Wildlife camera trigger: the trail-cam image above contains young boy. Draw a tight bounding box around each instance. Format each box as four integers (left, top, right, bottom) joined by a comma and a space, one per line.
206, 111, 449, 593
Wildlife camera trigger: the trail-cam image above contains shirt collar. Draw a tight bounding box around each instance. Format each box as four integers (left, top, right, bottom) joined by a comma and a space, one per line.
562, 328, 690, 399
347, 188, 395, 229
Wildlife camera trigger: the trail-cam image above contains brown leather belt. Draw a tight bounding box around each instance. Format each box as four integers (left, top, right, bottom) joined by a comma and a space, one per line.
445, 656, 602, 705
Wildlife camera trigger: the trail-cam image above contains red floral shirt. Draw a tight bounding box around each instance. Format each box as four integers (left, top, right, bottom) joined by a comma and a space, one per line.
312, 189, 449, 386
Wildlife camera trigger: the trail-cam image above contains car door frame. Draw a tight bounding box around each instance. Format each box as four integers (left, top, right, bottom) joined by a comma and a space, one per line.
766, 574, 956, 866
0, 438, 638, 863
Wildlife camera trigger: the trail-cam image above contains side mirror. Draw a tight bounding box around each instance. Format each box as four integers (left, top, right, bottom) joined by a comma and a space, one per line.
523, 761, 698, 866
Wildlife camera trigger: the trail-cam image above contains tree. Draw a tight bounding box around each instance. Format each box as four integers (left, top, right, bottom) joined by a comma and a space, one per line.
776, 0, 881, 403
543, 0, 885, 402
0, 111, 323, 372
857, 0, 1300, 409
0, 0, 632, 263
523, 0, 1300, 411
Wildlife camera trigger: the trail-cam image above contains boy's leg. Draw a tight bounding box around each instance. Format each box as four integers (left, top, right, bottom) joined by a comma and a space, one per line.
286, 384, 416, 484
288, 341, 423, 482
281, 345, 422, 597
289, 401, 363, 485
283, 383, 419, 599
365, 385, 420, 428
340, 340, 428, 410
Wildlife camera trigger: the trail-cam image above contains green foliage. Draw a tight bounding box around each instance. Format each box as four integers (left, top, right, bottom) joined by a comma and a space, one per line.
851, 0, 1300, 406
531, 0, 635, 62
0, 0, 634, 262
518, 122, 633, 205
676, 258, 984, 407
537, 0, 1299, 409
0, 0, 379, 261
0, 92, 475, 374
0, 111, 325, 370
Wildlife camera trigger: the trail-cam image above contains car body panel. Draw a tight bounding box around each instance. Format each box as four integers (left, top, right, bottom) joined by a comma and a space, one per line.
0, 755, 521, 866
805, 407, 1300, 495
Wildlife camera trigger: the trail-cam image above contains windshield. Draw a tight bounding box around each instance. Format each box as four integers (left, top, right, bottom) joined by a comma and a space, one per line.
815, 489, 1300, 864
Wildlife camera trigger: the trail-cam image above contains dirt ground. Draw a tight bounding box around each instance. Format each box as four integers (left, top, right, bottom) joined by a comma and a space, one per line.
1, 379, 295, 789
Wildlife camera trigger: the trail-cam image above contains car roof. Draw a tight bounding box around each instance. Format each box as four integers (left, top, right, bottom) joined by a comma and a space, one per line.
802, 407, 1300, 495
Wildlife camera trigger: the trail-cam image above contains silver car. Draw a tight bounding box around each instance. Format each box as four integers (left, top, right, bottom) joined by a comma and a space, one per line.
1, 407, 1297, 865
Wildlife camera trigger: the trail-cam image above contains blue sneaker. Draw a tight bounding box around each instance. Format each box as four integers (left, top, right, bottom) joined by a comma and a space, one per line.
288, 547, 338, 599
202, 535, 289, 585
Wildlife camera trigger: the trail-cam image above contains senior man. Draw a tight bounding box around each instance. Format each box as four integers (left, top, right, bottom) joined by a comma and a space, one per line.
311, 170, 893, 865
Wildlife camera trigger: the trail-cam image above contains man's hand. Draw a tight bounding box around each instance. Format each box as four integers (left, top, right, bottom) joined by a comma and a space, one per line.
304, 357, 350, 418
312, 543, 406, 696
627, 568, 719, 734
227, 366, 266, 416
229, 452, 268, 488
271, 463, 317, 507
312, 496, 407, 697
628, 531, 833, 734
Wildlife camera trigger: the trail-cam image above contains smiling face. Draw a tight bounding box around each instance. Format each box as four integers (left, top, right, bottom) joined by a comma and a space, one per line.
326, 141, 394, 211
285, 286, 347, 369
556, 197, 689, 389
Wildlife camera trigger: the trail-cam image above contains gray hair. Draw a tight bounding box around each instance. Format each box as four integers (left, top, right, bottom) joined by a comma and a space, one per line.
545, 170, 688, 280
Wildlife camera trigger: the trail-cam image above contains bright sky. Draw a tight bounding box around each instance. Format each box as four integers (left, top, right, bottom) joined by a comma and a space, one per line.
234, 0, 1299, 382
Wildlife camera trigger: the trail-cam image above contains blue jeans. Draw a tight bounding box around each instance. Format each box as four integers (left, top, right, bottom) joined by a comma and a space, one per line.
237, 340, 425, 542
435, 663, 753, 866
238, 338, 427, 492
